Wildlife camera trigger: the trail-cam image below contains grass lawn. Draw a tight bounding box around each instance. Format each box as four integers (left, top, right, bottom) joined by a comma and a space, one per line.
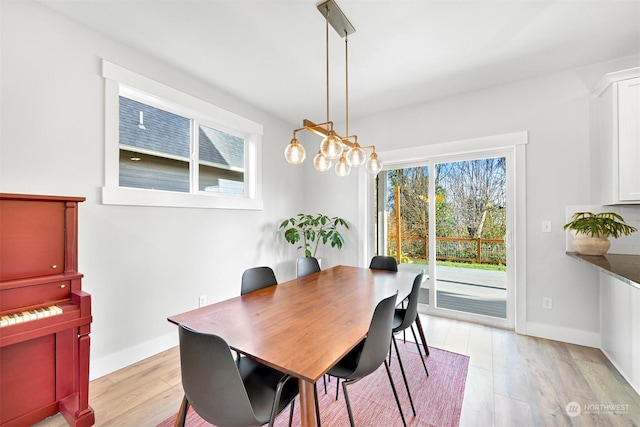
409, 259, 506, 271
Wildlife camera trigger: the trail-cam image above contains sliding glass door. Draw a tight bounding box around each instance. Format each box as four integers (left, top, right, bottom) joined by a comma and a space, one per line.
375, 150, 513, 328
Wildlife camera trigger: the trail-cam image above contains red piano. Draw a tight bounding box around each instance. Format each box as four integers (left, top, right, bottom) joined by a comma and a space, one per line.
0, 194, 94, 427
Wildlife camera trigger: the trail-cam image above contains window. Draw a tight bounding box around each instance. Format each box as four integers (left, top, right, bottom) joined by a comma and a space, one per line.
102, 60, 263, 209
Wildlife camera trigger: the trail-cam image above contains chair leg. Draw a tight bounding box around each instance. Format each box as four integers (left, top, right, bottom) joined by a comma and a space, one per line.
269, 375, 296, 427
410, 325, 429, 376
335, 377, 340, 400
174, 395, 190, 427
323, 374, 327, 394
288, 399, 295, 427
401, 300, 407, 343
392, 336, 416, 416
383, 360, 408, 427
414, 314, 429, 356
341, 380, 357, 427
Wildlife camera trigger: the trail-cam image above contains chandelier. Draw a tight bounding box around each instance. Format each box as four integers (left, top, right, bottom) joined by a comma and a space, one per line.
284, 0, 383, 176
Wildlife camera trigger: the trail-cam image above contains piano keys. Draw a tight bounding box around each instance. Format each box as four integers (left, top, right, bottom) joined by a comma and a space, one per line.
0, 305, 63, 327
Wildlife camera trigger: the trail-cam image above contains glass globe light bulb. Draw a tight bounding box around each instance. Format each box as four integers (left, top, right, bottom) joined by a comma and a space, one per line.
365, 153, 383, 174
313, 151, 332, 172
284, 138, 305, 164
320, 131, 344, 160
335, 156, 351, 177
345, 144, 366, 167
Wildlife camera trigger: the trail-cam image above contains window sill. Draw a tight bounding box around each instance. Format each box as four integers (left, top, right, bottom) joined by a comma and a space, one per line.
101, 186, 263, 210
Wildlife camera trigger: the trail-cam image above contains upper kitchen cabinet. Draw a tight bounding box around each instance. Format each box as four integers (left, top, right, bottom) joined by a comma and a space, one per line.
592, 68, 640, 205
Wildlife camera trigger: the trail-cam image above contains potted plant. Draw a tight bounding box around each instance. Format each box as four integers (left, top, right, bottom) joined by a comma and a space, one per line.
563, 212, 637, 255
279, 213, 349, 258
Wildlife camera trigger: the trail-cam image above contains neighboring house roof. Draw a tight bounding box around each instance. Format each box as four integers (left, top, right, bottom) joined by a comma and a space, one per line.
119, 96, 244, 170
199, 125, 244, 170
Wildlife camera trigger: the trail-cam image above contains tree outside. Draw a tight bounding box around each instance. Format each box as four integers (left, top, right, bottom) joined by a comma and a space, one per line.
382, 158, 507, 269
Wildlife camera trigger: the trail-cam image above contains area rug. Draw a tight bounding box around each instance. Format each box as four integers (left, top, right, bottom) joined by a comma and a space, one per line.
158, 341, 469, 427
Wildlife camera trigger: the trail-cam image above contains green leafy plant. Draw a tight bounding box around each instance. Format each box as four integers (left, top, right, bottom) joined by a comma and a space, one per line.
563, 212, 637, 238
389, 249, 410, 264
279, 213, 349, 258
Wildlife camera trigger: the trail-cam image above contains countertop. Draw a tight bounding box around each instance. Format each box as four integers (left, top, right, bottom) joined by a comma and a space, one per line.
567, 252, 640, 288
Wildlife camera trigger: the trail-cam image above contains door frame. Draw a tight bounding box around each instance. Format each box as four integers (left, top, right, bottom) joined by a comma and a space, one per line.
358, 131, 527, 333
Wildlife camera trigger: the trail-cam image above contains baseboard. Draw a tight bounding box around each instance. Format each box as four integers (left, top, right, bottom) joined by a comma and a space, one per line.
601, 348, 640, 395
89, 332, 178, 380
525, 321, 600, 348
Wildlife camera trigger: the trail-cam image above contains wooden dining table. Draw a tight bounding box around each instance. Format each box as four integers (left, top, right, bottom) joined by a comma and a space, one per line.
167, 264, 418, 427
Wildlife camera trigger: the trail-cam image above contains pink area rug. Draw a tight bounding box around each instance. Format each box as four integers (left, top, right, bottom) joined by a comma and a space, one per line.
158, 341, 469, 427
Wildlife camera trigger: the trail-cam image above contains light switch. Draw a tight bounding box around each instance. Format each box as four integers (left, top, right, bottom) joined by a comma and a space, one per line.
542, 220, 552, 233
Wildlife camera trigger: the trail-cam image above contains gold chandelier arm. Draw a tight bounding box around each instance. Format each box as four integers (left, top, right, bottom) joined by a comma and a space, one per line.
340, 139, 355, 148
340, 135, 356, 148
302, 119, 334, 137
292, 127, 306, 137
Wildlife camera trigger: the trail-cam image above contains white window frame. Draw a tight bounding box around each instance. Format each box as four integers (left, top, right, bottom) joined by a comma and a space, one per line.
101, 60, 263, 210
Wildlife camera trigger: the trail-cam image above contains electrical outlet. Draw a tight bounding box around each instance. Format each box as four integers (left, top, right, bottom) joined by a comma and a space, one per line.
542, 220, 552, 233
542, 297, 553, 310
198, 295, 207, 308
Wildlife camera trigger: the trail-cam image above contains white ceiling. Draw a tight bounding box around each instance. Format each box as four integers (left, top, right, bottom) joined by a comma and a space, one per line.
37, 0, 640, 125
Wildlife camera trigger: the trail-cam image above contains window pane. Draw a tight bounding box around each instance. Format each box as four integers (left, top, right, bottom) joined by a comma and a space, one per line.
198, 124, 245, 195
433, 158, 507, 319
119, 96, 190, 192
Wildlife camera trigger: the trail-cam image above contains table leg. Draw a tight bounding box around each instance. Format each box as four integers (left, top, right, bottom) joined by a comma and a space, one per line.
414, 314, 429, 356
299, 378, 318, 427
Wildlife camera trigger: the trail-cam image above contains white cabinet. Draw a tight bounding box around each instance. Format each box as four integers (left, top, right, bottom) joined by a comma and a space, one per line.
618, 77, 640, 201
592, 68, 640, 204
600, 272, 640, 394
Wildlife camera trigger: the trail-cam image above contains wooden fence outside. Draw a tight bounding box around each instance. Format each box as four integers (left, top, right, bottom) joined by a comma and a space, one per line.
389, 235, 506, 265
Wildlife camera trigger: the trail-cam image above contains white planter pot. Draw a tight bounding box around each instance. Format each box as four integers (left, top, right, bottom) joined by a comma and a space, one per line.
571, 231, 611, 256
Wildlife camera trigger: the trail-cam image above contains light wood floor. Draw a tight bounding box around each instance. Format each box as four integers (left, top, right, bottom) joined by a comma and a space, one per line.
35, 314, 640, 427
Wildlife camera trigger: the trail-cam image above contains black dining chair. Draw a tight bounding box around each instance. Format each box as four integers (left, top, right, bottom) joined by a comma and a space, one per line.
369, 255, 398, 271
327, 292, 408, 427
176, 324, 298, 427
389, 272, 429, 418
370, 256, 430, 356
296, 257, 321, 278
369, 254, 408, 330
241, 266, 278, 295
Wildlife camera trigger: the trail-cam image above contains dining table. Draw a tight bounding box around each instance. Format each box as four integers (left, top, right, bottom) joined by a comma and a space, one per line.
167, 264, 419, 427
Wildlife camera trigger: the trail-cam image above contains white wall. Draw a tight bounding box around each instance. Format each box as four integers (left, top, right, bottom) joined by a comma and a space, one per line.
310, 56, 640, 347
0, 0, 313, 378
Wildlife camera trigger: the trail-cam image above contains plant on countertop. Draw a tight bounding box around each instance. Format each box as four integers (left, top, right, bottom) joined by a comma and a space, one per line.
563, 212, 637, 256
279, 213, 349, 258
563, 212, 637, 238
